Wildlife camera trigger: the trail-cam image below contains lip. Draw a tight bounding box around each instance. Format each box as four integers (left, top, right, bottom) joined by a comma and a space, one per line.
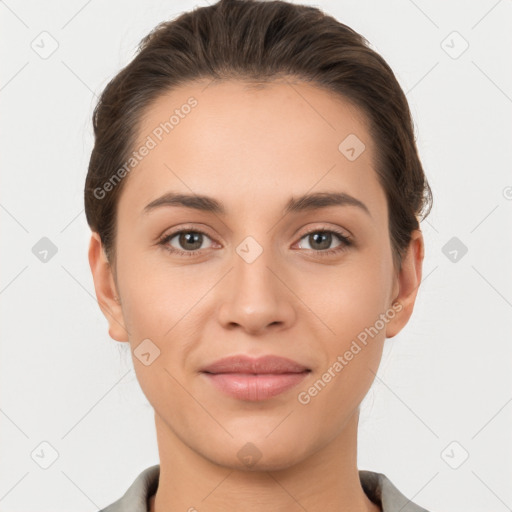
200, 355, 311, 401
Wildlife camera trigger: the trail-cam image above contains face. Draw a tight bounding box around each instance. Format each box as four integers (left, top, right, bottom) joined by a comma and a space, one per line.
89, 79, 423, 470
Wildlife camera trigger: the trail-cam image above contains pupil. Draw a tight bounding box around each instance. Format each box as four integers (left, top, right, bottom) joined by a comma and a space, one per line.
181, 232, 202, 250
311, 232, 331, 250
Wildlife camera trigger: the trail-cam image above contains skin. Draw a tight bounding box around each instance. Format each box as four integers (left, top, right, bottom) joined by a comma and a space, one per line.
89, 78, 424, 512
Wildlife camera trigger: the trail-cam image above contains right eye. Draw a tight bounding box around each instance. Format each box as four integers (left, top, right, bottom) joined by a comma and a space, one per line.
158, 229, 217, 256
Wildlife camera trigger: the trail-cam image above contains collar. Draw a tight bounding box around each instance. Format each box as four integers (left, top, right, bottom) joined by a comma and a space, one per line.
100, 465, 430, 512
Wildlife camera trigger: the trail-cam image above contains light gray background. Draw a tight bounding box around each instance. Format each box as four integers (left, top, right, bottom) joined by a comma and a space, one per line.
1, 1, 511, 511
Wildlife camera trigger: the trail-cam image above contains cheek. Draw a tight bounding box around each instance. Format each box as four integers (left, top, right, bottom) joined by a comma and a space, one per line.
116, 249, 181, 336
296, 341, 382, 439
310, 255, 391, 341
297, 267, 389, 420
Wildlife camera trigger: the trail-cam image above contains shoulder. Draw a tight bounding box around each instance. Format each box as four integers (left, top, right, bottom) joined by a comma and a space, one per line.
98, 465, 160, 512
359, 469, 432, 512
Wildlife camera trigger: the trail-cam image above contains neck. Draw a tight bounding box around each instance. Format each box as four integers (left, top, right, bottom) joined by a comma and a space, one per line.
149, 410, 380, 512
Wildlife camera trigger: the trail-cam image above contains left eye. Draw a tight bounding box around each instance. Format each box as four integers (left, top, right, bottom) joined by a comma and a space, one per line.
297, 230, 349, 252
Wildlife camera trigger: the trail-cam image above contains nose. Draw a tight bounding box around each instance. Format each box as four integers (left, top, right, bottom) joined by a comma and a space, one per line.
216, 243, 296, 335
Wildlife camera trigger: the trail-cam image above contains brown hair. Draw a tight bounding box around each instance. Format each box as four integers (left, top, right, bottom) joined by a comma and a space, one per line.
84, 0, 432, 273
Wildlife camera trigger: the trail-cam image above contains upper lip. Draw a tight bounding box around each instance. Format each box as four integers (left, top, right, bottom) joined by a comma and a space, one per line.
200, 355, 310, 374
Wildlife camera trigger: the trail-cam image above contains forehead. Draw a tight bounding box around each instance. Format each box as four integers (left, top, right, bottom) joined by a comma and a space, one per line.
118, 78, 385, 219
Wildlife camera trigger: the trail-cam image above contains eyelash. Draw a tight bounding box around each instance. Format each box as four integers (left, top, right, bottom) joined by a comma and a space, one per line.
157, 225, 352, 259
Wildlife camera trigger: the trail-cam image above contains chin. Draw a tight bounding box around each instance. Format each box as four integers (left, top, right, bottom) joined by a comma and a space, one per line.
203, 437, 311, 472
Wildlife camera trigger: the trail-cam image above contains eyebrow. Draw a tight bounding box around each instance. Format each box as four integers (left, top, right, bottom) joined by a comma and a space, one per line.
142, 191, 371, 218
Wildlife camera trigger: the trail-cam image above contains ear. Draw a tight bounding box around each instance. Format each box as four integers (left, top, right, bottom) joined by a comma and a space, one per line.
88, 232, 129, 342
386, 229, 424, 339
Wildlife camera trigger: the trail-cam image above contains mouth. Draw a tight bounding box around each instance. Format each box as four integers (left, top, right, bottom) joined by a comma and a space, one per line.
200, 354, 311, 401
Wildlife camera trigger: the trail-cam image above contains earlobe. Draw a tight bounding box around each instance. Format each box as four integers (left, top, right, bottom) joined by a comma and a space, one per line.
88, 232, 129, 342
385, 229, 424, 339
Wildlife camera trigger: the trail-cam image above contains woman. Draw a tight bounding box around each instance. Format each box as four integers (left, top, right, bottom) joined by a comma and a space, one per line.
85, 0, 433, 510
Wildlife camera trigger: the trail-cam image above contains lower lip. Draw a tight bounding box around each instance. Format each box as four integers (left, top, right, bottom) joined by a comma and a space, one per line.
202, 372, 310, 401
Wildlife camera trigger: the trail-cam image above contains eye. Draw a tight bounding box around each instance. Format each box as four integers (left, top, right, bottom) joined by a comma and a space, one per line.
158, 229, 215, 256
157, 226, 352, 258
295, 228, 352, 257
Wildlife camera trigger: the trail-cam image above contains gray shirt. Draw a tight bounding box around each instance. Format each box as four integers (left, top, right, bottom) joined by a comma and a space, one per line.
99, 465, 431, 512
